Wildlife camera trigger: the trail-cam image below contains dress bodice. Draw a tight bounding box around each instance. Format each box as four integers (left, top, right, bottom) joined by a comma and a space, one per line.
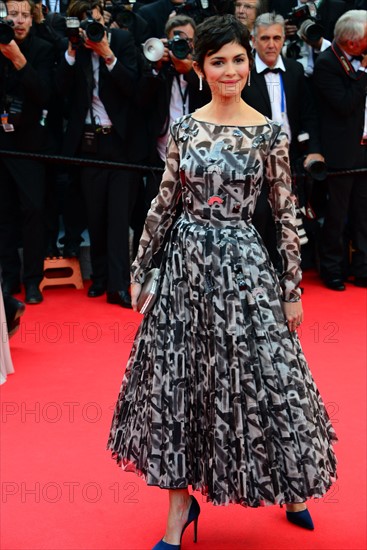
177, 116, 276, 225
131, 114, 302, 302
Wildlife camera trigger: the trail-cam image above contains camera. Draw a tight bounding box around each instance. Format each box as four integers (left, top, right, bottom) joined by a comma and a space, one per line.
0, 0, 15, 44
104, 1, 135, 30
286, 2, 323, 43
65, 16, 82, 48
65, 11, 105, 47
168, 30, 192, 59
80, 11, 105, 42
143, 31, 193, 63
285, 2, 324, 59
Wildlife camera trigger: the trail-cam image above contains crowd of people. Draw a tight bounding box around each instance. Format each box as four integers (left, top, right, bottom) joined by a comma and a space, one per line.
0, 0, 366, 322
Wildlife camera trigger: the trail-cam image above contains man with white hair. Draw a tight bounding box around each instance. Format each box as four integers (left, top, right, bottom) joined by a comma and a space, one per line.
313, 10, 367, 290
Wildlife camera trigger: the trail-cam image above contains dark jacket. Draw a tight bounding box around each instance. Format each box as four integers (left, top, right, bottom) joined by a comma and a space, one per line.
0, 33, 54, 152
242, 56, 321, 164
313, 44, 367, 169
133, 64, 211, 163
55, 28, 138, 156
137, 0, 175, 38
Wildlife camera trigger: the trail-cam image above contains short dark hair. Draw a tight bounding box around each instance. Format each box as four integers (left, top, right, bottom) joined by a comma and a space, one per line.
165, 14, 196, 37
67, 0, 103, 19
194, 14, 253, 71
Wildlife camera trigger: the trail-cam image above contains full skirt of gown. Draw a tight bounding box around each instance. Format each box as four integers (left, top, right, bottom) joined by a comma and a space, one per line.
107, 215, 337, 507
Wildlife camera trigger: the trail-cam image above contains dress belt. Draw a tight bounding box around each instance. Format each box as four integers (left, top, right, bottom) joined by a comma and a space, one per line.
84, 124, 113, 135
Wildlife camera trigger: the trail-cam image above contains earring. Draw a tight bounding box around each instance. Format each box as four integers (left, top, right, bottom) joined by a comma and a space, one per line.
199, 75, 203, 91
247, 71, 251, 87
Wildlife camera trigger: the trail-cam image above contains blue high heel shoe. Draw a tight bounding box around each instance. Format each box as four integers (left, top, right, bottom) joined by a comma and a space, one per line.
152, 495, 200, 550
286, 508, 314, 530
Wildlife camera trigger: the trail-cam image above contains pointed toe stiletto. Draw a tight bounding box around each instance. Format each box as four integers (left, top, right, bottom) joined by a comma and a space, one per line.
286, 508, 314, 530
152, 542, 180, 550
152, 495, 200, 550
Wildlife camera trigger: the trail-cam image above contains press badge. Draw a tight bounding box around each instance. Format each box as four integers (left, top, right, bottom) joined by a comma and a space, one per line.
1, 112, 14, 132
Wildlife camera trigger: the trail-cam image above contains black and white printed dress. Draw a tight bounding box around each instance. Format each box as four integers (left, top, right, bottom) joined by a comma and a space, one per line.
107, 115, 337, 507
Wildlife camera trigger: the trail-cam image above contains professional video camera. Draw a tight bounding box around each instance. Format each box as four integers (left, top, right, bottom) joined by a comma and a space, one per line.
143, 30, 193, 63
285, 2, 324, 58
65, 11, 105, 48
175, 0, 233, 24
0, 0, 15, 44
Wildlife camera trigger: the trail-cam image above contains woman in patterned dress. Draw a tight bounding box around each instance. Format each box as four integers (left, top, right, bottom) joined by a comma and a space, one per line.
107, 15, 337, 550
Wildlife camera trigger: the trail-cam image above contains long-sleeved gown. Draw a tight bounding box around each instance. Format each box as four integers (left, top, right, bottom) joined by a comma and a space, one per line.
107, 115, 337, 507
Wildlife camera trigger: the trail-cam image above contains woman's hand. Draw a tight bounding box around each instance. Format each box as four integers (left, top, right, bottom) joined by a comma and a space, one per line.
130, 282, 142, 312
283, 300, 303, 332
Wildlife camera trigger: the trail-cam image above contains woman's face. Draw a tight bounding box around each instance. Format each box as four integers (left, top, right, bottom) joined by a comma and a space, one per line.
201, 41, 250, 99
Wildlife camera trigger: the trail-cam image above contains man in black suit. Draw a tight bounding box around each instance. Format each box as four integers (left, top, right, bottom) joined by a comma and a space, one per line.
137, 0, 185, 38
242, 12, 323, 269
55, 0, 139, 308
313, 9, 367, 290
0, 0, 54, 304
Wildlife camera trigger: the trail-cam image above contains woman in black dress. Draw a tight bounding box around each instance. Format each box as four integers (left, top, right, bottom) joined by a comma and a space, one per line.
107, 15, 337, 550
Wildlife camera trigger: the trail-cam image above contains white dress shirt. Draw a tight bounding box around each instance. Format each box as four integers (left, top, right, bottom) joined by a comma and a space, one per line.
255, 54, 292, 142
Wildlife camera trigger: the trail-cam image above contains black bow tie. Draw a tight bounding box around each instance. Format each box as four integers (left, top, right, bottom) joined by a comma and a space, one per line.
350, 55, 363, 62
261, 67, 282, 74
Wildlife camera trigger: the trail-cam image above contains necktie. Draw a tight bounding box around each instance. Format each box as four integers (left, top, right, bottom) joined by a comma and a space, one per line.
351, 55, 363, 62
262, 67, 282, 74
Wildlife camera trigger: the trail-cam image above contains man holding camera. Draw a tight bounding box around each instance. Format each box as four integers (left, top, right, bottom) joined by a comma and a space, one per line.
55, 0, 139, 307
130, 15, 210, 252
313, 9, 367, 290
0, 0, 54, 303
242, 12, 323, 270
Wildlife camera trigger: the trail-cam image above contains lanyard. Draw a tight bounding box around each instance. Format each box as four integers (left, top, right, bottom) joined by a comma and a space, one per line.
175, 75, 189, 115
279, 73, 285, 115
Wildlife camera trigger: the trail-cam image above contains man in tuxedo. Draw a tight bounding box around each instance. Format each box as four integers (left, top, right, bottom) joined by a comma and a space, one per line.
0, 0, 54, 304
55, 0, 139, 308
313, 9, 367, 290
242, 12, 323, 269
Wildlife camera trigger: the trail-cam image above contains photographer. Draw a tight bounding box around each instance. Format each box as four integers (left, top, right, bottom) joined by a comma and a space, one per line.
104, 0, 150, 45
242, 12, 324, 270
55, 0, 139, 308
0, 0, 55, 303
130, 14, 211, 252
313, 9, 367, 290
280, 0, 331, 76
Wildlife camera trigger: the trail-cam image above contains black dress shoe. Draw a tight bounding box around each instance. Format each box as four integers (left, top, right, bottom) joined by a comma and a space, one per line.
87, 282, 106, 298
63, 243, 80, 258
45, 245, 61, 258
106, 290, 132, 309
354, 277, 367, 288
3, 295, 26, 337
324, 278, 345, 291
25, 284, 43, 304
2, 281, 21, 296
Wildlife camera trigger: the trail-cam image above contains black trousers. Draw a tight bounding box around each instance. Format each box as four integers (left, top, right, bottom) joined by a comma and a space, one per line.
0, 157, 46, 287
80, 129, 139, 292
320, 153, 367, 279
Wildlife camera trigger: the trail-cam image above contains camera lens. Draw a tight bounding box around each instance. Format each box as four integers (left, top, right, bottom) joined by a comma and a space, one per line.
299, 19, 323, 42
170, 36, 192, 60
85, 20, 105, 42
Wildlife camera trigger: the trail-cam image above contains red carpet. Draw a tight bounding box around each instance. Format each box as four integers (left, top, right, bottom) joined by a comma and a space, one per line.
1, 272, 366, 550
